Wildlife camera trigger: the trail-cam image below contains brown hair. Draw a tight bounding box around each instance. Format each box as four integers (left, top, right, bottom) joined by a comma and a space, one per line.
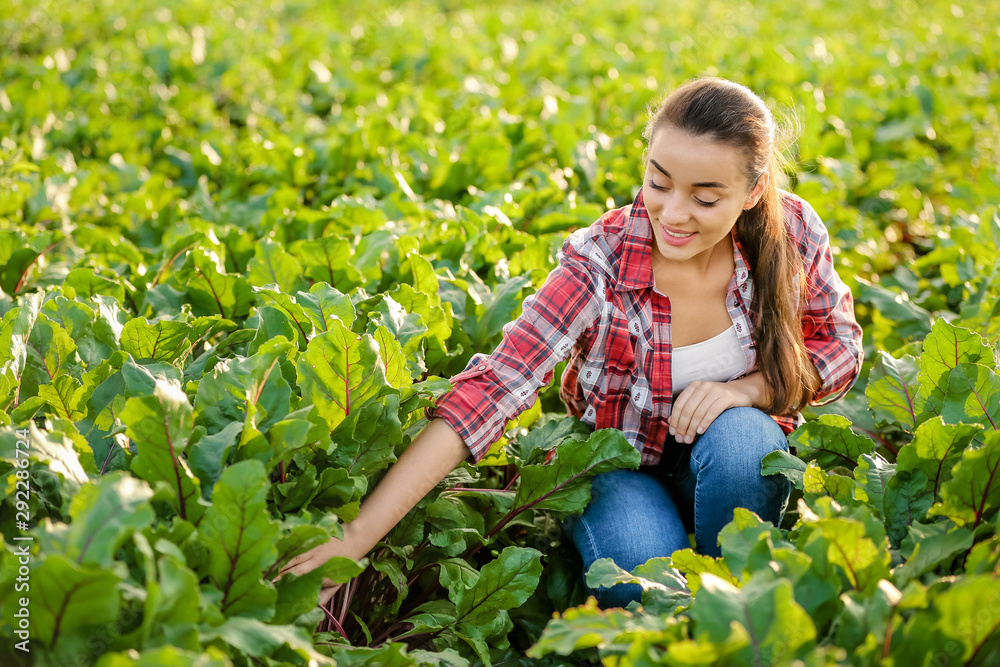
643, 77, 819, 414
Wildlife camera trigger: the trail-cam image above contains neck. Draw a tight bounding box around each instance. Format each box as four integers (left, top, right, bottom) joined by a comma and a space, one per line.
652, 233, 735, 279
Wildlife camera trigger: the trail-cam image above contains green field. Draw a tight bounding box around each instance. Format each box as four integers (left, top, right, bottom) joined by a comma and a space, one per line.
1, 0, 999, 665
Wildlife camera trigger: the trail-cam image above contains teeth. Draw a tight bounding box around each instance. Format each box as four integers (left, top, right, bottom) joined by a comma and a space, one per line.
663, 227, 694, 238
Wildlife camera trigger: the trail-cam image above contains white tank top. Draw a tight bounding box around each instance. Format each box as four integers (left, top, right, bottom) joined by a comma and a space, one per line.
671, 325, 746, 394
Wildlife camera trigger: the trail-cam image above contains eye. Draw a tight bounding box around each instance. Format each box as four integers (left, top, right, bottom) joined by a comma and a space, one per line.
695, 198, 719, 208
647, 179, 669, 191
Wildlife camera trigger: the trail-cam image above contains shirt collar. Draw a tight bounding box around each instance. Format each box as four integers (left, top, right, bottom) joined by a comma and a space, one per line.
616, 190, 655, 291
616, 189, 752, 292
731, 226, 752, 288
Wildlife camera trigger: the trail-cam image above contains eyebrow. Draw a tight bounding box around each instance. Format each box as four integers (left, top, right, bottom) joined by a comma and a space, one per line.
649, 159, 729, 189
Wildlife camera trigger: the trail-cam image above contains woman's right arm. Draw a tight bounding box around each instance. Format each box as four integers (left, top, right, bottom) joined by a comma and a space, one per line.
278, 225, 606, 598
276, 419, 471, 593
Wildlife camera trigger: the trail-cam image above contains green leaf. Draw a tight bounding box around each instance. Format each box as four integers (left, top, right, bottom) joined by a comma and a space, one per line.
120, 317, 195, 363
856, 279, 934, 347
187, 422, 242, 499
670, 549, 738, 596
915, 318, 995, 417
463, 274, 532, 351
198, 616, 334, 664
390, 283, 452, 345
398, 244, 442, 299
0, 292, 43, 410
942, 363, 1000, 429
439, 558, 482, 601
853, 453, 896, 511
252, 288, 316, 343
919, 318, 995, 387
427, 494, 487, 555
37, 373, 87, 421
322, 555, 367, 584
324, 643, 417, 667
365, 293, 429, 375
802, 517, 891, 593
527, 597, 683, 657
291, 235, 365, 291
511, 416, 592, 466
409, 648, 470, 667
891, 575, 1000, 666
688, 574, 817, 664
788, 414, 876, 469
247, 239, 304, 294
718, 508, 784, 576
896, 417, 982, 499
23, 312, 82, 398
63, 267, 125, 302
329, 392, 404, 476
270, 516, 341, 581
136, 540, 202, 644
273, 464, 319, 513
866, 351, 921, 429
184, 248, 253, 319
63, 471, 155, 567
41, 295, 117, 368
372, 323, 411, 389
894, 526, 974, 586
513, 429, 640, 514
0, 246, 41, 294
121, 381, 205, 524
201, 459, 279, 619
804, 464, 857, 504
745, 541, 841, 629
883, 470, 935, 547
584, 557, 690, 613
453, 546, 543, 627
296, 282, 355, 332
94, 645, 232, 667
194, 337, 294, 435
0, 423, 91, 491
929, 431, 1000, 527
31, 553, 123, 650
760, 448, 807, 488
248, 306, 300, 353
296, 320, 392, 431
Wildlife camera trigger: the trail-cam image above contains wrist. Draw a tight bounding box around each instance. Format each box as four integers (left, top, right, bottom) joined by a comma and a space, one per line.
733, 371, 772, 408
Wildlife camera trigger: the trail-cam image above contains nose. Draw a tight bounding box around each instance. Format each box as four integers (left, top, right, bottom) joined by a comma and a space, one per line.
656, 190, 690, 225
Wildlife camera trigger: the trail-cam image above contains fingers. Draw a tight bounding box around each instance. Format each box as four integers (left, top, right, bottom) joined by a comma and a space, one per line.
669, 382, 738, 443
319, 579, 343, 606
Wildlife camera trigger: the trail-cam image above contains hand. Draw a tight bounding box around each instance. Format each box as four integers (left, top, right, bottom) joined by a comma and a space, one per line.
272, 536, 350, 605
668, 373, 769, 443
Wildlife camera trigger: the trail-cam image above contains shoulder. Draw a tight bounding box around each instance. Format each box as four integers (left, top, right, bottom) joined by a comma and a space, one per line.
779, 189, 832, 259
560, 201, 634, 281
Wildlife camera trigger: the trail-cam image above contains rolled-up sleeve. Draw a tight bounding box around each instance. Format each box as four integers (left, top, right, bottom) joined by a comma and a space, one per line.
798, 203, 864, 404
428, 247, 603, 462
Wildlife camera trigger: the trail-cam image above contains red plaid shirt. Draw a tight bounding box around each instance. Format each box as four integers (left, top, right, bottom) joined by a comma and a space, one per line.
429, 190, 863, 465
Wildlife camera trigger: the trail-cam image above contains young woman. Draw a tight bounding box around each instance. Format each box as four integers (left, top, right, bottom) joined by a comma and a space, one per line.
279, 77, 863, 608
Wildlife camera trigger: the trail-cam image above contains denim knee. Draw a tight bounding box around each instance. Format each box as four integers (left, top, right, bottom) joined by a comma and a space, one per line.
563, 469, 690, 608
683, 407, 792, 554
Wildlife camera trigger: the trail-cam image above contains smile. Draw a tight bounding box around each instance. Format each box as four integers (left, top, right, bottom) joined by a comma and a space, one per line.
662, 227, 695, 238
659, 223, 697, 247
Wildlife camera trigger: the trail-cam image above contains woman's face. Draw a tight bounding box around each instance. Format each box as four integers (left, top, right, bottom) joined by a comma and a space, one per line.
642, 125, 767, 268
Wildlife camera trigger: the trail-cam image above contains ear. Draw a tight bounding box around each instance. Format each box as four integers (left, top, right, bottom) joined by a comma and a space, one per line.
744, 171, 769, 209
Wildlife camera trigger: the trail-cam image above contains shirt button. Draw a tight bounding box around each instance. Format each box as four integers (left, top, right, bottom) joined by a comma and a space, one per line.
479, 365, 486, 371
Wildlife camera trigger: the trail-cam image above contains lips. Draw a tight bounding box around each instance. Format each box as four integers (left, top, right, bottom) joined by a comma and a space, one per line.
659, 223, 696, 246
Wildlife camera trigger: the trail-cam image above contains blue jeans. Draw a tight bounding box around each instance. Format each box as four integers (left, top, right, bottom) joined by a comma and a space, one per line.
563, 407, 792, 608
